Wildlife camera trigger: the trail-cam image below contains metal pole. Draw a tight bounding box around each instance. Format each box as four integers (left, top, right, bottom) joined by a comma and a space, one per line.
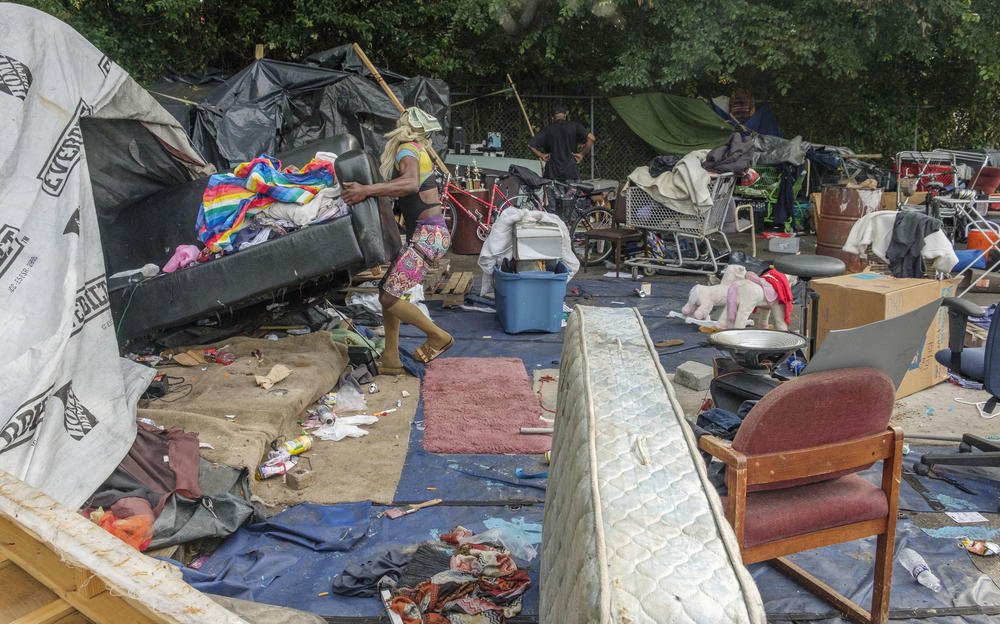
590, 96, 595, 180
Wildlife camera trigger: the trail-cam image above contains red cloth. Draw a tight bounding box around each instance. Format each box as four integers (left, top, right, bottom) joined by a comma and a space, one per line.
762, 270, 793, 326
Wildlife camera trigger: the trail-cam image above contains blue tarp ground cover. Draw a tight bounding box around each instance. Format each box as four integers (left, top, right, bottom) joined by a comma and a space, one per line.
761, 519, 1000, 622
857, 450, 1000, 514
172, 502, 543, 618
174, 274, 1000, 622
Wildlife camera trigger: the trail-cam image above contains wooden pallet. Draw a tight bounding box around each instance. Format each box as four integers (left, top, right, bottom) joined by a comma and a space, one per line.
425, 270, 474, 308
0, 471, 250, 624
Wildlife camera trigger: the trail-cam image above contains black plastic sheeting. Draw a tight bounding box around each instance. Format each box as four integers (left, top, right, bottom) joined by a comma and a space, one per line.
190, 52, 449, 170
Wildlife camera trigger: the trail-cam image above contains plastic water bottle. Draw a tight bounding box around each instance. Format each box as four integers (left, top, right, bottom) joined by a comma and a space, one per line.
898, 547, 942, 591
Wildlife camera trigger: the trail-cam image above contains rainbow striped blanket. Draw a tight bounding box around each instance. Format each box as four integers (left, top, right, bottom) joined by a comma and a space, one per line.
196, 155, 336, 253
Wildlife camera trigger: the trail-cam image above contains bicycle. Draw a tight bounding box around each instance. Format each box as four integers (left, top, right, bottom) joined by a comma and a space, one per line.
438, 166, 543, 241
515, 174, 618, 266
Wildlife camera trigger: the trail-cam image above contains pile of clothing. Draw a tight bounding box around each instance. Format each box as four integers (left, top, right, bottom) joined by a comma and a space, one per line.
195, 153, 349, 255
842, 210, 959, 278
390, 527, 531, 624
627, 133, 755, 217
331, 525, 532, 624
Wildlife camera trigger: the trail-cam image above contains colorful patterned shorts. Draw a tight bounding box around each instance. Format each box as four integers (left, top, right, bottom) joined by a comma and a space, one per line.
381, 222, 451, 298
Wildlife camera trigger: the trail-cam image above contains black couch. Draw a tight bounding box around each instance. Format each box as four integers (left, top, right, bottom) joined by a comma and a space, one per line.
104, 135, 400, 341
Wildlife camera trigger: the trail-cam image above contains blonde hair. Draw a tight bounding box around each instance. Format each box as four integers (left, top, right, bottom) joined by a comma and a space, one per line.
380, 110, 432, 179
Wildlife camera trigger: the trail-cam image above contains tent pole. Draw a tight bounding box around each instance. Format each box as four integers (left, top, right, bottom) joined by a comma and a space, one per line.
507, 74, 535, 136
352, 42, 450, 175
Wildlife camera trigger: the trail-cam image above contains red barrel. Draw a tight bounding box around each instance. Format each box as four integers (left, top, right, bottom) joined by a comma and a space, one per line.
450, 189, 489, 255
816, 186, 884, 272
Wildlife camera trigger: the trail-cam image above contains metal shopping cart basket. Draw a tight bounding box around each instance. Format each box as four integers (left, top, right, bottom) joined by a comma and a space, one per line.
624, 173, 736, 276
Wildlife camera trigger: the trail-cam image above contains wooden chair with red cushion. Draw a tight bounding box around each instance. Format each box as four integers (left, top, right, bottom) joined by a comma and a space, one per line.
698, 367, 903, 624
582, 181, 644, 277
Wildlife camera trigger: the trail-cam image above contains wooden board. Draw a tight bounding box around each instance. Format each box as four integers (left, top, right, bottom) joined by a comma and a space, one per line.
0, 471, 251, 624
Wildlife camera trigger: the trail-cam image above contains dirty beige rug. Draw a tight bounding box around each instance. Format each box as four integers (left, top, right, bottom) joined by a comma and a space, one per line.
141, 332, 415, 506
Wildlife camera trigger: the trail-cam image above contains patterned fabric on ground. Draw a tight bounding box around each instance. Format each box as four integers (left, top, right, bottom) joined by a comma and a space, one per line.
196, 155, 336, 253
389, 528, 531, 624
381, 222, 451, 298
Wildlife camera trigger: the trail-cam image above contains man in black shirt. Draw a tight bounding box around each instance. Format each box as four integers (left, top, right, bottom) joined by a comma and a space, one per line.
528, 106, 595, 181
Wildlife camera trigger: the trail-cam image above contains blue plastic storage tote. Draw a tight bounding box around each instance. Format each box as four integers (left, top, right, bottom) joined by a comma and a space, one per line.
493, 262, 569, 333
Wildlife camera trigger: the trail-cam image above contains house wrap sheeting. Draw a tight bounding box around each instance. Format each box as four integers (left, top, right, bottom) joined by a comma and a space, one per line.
0, 4, 210, 507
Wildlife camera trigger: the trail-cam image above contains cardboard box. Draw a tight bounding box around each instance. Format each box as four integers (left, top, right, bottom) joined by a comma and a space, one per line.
960, 267, 1000, 293
812, 273, 962, 397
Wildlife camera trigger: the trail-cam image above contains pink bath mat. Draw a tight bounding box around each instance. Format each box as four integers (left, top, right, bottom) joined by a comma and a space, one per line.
422, 357, 551, 454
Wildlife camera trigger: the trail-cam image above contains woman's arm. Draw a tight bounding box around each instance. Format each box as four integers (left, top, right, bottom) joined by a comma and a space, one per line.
341, 155, 419, 205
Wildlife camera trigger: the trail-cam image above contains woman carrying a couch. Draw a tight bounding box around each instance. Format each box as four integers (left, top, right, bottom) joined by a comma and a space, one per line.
341, 108, 454, 373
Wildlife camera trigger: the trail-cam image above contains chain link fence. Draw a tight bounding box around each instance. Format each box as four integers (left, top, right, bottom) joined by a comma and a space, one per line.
449, 93, 656, 183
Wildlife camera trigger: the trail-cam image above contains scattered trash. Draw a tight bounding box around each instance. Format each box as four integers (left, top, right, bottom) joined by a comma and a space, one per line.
947, 511, 988, 524
611, 301, 625, 305
898, 547, 942, 591
515, 468, 548, 479
483, 335, 492, 339
427, 487, 437, 490
255, 364, 291, 390
902, 442, 910, 455
373, 408, 397, 418
396, 399, 402, 408
251, 349, 263, 365
317, 404, 335, 425
958, 536, 1000, 556
379, 498, 442, 519
267, 434, 313, 463
266, 334, 279, 341
401, 390, 411, 398
255, 456, 298, 481
334, 374, 367, 413
204, 348, 236, 365
317, 592, 329, 598
268, 389, 288, 396
224, 414, 236, 420
787, 355, 806, 376
925, 405, 936, 415
188, 553, 210, 570
653, 339, 684, 348
313, 415, 379, 441
137, 417, 158, 427
369, 382, 379, 394
198, 442, 215, 450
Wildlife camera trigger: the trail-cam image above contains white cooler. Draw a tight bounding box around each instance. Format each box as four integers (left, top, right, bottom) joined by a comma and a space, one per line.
514, 222, 562, 261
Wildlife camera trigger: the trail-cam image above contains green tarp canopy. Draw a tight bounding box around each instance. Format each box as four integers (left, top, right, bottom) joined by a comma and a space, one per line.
609, 93, 735, 155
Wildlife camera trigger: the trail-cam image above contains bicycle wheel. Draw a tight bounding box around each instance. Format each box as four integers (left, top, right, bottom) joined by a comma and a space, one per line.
570, 207, 614, 266
440, 199, 458, 238
498, 193, 542, 212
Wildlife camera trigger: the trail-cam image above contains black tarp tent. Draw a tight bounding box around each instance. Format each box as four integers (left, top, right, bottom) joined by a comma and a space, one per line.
190, 48, 450, 170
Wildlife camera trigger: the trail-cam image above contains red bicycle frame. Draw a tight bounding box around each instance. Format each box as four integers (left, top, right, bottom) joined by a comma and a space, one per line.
440, 176, 520, 236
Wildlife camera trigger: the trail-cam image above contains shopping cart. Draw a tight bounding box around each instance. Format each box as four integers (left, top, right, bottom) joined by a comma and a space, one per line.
624, 173, 736, 276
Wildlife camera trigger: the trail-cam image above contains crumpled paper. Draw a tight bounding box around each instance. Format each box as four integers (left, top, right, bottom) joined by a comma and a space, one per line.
256, 364, 291, 390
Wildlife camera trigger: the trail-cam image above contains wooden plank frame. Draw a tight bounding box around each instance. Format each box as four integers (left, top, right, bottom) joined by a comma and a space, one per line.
0, 471, 250, 624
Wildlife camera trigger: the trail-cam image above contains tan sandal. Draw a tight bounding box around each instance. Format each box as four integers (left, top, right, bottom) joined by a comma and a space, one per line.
376, 359, 405, 376
413, 336, 454, 363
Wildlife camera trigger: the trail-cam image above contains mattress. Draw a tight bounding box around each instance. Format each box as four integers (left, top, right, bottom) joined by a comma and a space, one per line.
540, 306, 766, 623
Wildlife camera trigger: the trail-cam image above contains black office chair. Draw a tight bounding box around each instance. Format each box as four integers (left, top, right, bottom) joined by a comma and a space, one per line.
917, 297, 1000, 473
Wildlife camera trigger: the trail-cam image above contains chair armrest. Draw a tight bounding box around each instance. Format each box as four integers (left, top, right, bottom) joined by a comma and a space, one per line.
942, 297, 985, 318
698, 435, 746, 468
941, 297, 983, 373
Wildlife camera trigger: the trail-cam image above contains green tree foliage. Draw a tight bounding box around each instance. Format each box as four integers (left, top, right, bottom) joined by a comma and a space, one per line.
18, 0, 1000, 150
